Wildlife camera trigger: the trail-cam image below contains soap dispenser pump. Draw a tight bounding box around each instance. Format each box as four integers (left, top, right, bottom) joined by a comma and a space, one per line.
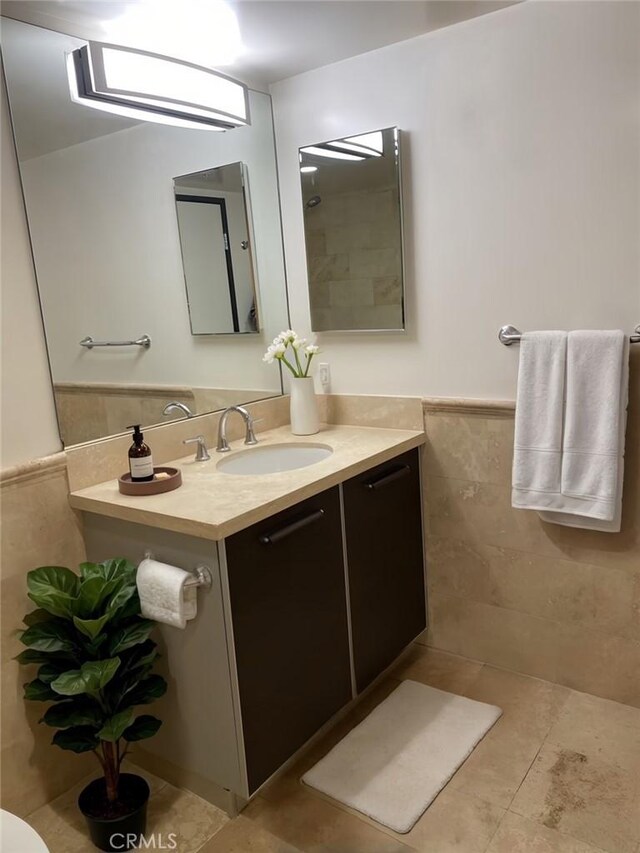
127, 424, 154, 482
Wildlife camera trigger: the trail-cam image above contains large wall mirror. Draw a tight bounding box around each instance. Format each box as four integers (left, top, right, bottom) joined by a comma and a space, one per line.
1, 17, 289, 446
299, 127, 405, 332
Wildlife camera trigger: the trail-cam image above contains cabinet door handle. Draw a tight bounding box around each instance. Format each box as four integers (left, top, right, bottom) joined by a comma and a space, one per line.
258, 509, 325, 545
364, 464, 411, 491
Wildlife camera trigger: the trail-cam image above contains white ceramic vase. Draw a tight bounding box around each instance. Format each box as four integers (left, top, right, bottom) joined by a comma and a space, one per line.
290, 377, 319, 435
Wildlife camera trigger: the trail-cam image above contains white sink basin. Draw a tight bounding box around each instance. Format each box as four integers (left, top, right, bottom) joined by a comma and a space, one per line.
216, 443, 333, 475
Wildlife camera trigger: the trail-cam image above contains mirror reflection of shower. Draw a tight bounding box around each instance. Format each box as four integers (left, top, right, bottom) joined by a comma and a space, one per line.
299, 126, 405, 333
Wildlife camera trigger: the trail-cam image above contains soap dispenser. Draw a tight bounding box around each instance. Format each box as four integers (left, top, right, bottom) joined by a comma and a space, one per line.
127, 425, 154, 482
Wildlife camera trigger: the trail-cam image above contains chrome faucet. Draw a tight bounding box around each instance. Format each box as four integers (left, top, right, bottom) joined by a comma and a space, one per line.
216, 406, 258, 453
183, 435, 210, 462
163, 401, 193, 419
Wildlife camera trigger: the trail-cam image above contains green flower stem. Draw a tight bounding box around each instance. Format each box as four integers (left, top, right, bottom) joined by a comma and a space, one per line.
303, 353, 315, 377
279, 355, 299, 377
292, 345, 303, 376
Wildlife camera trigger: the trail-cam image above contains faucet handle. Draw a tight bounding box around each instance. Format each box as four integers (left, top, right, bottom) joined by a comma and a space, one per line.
245, 417, 262, 446
183, 435, 211, 462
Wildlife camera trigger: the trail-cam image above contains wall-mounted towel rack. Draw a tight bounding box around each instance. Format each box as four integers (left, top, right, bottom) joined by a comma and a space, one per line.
80, 334, 151, 349
499, 325, 640, 346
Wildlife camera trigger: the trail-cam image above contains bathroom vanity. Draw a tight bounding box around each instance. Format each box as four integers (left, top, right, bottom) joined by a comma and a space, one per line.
70, 425, 426, 813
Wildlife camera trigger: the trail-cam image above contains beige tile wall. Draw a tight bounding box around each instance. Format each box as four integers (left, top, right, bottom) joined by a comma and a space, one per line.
305, 185, 403, 331
0, 455, 92, 817
421, 347, 640, 707
54, 383, 278, 446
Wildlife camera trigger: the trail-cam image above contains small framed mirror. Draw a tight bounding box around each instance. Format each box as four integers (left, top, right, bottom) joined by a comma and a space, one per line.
174, 162, 259, 335
299, 127, 404, 332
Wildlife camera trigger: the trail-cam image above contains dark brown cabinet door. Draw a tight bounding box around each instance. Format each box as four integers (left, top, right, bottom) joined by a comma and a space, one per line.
225, 486, 352, 794
343, 448, 426, 693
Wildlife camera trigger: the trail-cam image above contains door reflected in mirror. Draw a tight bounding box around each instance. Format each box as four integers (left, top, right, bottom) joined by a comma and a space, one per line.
300, 127, 405, 332
174, 162, 259, 335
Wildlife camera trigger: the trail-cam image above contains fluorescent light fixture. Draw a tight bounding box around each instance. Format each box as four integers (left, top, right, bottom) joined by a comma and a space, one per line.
68, 42, 249, 130
300, 166, 318, 173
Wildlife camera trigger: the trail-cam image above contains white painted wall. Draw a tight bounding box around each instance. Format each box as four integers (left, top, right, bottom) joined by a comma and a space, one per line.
272, 1, 640, 400
18, 90, 287, 392
0, 78, 61, 467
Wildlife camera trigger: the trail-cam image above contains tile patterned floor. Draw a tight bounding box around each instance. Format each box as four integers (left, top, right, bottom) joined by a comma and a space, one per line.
26, 645, 640, 853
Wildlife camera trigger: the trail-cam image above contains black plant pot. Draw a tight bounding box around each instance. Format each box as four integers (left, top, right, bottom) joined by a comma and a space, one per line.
78, 773, 150, 852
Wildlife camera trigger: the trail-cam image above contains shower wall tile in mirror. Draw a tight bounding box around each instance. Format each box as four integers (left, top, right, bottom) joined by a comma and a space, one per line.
1, 18, 289, 446
300, 127, 405, 332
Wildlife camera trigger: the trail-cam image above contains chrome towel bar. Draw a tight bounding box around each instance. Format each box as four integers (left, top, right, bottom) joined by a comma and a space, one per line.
499, 325, 640, 346
80, 334, 151, 349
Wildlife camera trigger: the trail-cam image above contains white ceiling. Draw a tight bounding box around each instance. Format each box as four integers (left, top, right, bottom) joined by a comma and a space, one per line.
1, 1, 517, 90
1, 0, 517, 160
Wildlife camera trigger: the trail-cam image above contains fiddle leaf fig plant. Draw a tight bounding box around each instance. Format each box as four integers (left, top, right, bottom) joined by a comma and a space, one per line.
17, 559, 167, 805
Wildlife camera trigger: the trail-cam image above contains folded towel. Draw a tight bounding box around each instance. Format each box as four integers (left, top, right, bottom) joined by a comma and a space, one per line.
137, 557, 197, 629
511, 331, 567, 510
539, 330, 629, 532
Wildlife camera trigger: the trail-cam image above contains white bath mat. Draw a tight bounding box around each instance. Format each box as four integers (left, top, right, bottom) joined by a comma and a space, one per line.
302, 679, 501, 834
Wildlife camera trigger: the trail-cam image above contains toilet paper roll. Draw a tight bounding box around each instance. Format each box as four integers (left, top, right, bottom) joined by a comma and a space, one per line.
136, 557, 197, 629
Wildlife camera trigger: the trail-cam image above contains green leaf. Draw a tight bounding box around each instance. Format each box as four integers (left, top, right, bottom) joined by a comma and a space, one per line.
122, 640, 157, 673
37, 661, 70, 684
51, 658, 120, 696
49, 669, 86, 696
42, 699, 103, 729
24, 679, 63, 701
80, 559, 136, 583
119, 674, 167, 708
52, 726, 99, 753
107, 583, 138, 618
23, 609, 51, 627
74, 576, 108, 618
123, 715, 162, 742
98, 708, 134, 742
109, 620, 154, 655
20, 621, 76, 653
27, 566, 80, 618
15, 648, 53, 665
72, 612, 110, 641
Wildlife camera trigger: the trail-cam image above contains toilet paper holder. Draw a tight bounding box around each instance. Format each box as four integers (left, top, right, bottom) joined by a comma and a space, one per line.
184, 565, 213, 589
143, 551, 213, 590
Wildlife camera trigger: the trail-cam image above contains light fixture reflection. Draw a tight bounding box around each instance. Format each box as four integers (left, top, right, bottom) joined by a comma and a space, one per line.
300, 166, 318, 173
300, 145, 365, 161
300, 131, 383, 161
68, 42, 249, 131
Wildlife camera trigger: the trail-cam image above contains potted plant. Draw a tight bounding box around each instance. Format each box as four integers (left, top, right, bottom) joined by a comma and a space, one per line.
17, 559, 167, 852
263, 329, 320, 435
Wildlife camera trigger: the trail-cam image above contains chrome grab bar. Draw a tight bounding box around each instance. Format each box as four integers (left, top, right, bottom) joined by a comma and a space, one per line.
80, 335, 151, 349
499, 325, 640, 346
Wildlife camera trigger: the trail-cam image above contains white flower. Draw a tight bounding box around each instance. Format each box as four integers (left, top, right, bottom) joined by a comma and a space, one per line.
305, 344, 319, 355
291, 337, 307, 350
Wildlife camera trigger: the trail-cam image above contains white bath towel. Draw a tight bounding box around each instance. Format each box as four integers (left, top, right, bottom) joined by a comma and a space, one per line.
539, 330, 629, 532
511, 331, 567, 510
136, 557, 197, 629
